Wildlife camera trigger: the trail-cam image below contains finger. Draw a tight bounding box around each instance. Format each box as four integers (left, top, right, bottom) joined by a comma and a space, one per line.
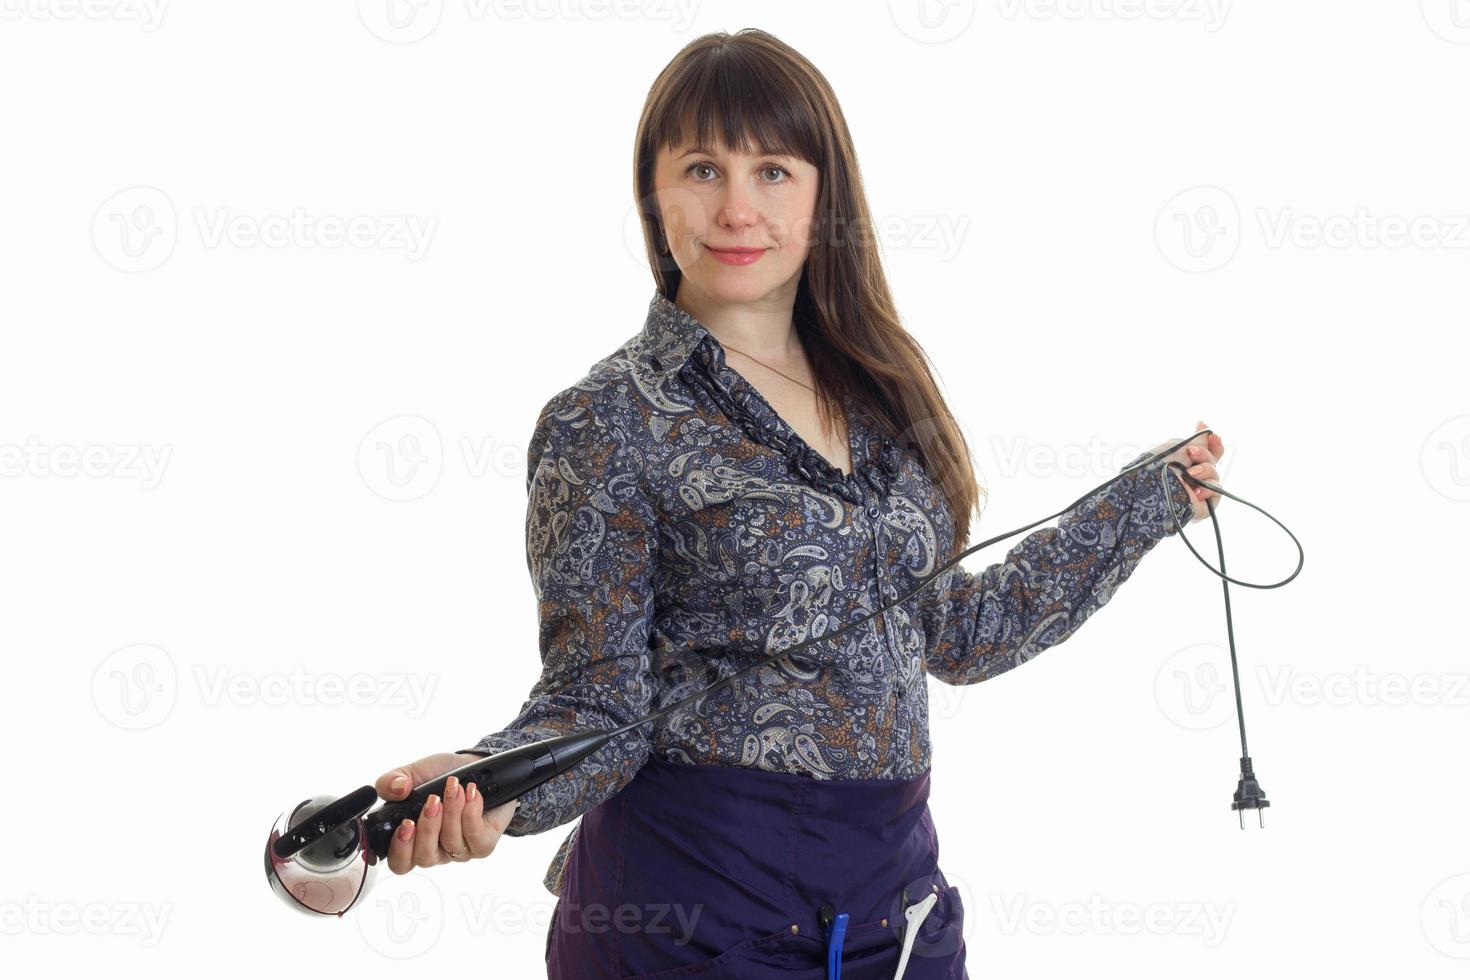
387, 817, 417, 875
1186, 444, 1216, 468
438, 777, 468, 861
1188, 463, 1219, 497
1198, 420, 1224, 461
413, 793, 444, 867
376, 767, 415, 801
460, 782, 499, 859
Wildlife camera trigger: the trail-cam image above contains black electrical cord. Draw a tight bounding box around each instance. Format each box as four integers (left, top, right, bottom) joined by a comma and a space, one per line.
596, 426, 1303, 826
272, 427, 1304, 873
1163, 443, 1304, 826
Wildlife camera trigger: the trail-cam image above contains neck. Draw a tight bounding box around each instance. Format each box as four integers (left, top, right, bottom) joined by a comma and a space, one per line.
673, 282, 803, 364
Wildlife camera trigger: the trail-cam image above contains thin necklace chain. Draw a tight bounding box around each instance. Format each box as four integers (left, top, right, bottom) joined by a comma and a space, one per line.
718, 341, 817, 393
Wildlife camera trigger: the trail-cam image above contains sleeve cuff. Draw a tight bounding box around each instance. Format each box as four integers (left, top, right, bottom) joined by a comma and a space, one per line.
452, 732, 552, 837
1122, 451, 1196, 538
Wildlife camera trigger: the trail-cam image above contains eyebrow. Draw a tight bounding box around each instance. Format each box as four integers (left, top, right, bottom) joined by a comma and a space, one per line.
678, 145, 794, 159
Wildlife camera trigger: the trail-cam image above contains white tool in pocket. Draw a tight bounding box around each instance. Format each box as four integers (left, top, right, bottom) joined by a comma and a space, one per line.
891, 889, 938, 980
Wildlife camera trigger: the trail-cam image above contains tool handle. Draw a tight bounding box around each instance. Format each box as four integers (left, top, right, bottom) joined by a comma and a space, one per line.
361, 730, 613, 857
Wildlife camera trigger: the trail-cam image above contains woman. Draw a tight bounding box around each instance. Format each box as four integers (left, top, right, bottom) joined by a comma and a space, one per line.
373, 28, 1223, 979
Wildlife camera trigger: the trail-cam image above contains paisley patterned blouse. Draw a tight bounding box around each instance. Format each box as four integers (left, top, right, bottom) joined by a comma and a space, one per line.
459, 289, 1196, 896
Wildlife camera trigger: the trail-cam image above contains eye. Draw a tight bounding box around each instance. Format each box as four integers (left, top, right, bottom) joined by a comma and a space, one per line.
683, 162, 794, 183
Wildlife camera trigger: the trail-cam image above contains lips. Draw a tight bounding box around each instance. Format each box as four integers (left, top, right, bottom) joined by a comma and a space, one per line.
705, 243, 768, 266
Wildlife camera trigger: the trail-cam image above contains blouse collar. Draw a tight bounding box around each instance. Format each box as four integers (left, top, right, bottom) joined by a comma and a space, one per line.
636, 288, 904, 505
640, 289, 712, 377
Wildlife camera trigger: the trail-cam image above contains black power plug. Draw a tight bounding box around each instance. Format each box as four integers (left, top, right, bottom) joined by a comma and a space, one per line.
1231, 755, 1270, 828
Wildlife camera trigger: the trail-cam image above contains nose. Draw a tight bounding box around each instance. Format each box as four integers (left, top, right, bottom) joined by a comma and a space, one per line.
714, 180, 760, 235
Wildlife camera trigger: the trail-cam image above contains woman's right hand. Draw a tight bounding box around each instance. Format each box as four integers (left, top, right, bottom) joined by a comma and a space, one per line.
374, 752, 521, 874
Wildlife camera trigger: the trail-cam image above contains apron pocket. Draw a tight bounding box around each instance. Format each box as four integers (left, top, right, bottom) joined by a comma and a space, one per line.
901, 883, 966, 975
620, 927, 824, 979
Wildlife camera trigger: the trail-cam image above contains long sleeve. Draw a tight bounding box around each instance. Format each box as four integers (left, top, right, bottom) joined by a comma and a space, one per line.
921, 450, 1195, 685
456, 395, 659, 837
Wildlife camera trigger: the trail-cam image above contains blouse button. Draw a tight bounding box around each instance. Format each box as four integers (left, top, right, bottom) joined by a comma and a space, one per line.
866, 503, 881, 518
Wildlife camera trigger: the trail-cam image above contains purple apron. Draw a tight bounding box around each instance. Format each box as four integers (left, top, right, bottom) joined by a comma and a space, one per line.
545, 755, 969, 979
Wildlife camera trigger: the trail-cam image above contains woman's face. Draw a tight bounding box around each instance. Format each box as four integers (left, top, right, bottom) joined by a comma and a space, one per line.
652, 137, 821, 306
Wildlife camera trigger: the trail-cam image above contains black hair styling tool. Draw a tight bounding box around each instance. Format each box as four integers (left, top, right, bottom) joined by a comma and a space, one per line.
266, 427, 1301, 915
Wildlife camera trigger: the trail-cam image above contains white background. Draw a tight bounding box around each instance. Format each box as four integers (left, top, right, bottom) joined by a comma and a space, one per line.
2, 1, 1466, 976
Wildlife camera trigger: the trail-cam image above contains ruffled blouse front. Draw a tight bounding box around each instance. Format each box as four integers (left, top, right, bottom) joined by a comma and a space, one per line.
677, 327, 905, 506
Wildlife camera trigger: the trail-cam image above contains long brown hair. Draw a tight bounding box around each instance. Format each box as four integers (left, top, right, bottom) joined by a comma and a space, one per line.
632, 28, 984, 551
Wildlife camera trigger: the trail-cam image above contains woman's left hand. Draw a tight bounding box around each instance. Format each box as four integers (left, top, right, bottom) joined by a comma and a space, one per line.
1150, 420, 1225, 523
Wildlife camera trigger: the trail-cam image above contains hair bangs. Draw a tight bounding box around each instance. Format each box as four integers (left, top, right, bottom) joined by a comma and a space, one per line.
648, 47, 825, 168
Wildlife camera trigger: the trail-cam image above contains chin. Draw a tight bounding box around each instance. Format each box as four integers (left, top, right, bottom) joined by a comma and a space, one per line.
691, 266, 796, 305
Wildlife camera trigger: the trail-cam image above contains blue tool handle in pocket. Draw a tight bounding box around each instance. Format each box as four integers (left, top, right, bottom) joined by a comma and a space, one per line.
824, 910, 849, 980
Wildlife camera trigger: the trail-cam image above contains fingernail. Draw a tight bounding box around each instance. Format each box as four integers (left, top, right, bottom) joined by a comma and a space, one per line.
426, 794, 441, 817
399, 819, 415, 841
390, 774, 406, 795
465, 781, 478, 800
